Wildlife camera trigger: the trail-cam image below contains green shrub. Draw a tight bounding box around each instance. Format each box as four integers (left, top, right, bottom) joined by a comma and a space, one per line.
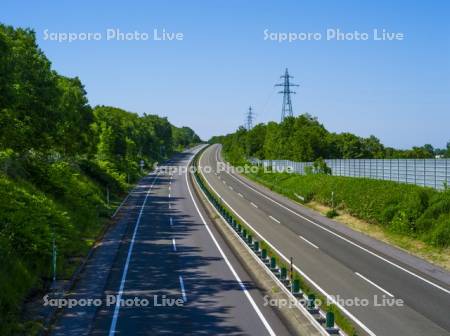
247, 168, 450, 247
416, 191, 450, 233
78, 159, 124, 193
427, 214, 450, 247
0, 175, 73, 334
0, 156, 128, 334
326, 209, 339, 218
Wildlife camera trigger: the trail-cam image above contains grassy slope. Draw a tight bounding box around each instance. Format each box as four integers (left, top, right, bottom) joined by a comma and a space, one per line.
244, 168, 450, 268
0, 159, 127, 335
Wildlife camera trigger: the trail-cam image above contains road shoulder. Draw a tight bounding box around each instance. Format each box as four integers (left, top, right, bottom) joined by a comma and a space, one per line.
190, 160, 325, 336
231, 166, 450, 287
47, 177, 148, 336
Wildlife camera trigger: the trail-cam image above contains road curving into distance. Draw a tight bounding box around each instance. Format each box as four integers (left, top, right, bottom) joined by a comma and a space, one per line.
83, 146, 291, 336
199, 144, 450, 336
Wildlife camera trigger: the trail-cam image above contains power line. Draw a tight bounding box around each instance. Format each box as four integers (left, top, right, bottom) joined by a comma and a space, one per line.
275, 68, 299, 122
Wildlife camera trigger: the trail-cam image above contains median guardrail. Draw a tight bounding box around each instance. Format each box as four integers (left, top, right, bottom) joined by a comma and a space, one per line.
191, 149, 361, 336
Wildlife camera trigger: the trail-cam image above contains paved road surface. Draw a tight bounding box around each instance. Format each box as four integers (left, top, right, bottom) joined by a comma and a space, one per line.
199, 144, 450, 336
53, 146, 290, 335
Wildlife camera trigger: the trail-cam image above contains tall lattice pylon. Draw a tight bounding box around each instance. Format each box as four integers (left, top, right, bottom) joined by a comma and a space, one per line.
275, 68, 299, 122
245, 106, 254, 130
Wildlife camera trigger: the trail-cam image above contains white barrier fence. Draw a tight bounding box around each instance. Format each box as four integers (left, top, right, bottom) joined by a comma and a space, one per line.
249, 158, 450, 190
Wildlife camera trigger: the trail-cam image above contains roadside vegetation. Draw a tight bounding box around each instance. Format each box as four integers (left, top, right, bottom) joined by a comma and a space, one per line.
212, 110, 450, 268
247, 168, 450, 249
211, 114, 450, 163
0, 23, 200, 334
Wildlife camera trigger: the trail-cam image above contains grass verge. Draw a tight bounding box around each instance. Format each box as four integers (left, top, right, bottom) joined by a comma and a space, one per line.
0, 158, 132, 335
243, 167, 450, 271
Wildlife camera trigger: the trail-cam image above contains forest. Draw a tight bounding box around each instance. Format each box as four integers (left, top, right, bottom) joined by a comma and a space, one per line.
0, 24, 200, 334
212, 115, 450, 262
211, 114, 450, 165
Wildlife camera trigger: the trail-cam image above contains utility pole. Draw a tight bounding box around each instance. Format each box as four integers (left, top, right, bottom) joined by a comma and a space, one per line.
245, 106, 254, 130
275, 68, 299, 122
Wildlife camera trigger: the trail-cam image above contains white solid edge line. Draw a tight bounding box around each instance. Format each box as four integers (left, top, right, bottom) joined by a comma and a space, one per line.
108, 174, 160, 336
269, 216, 280, 224
110, 172, 158, 218
299, 235, 319, 249
179, 275, 187, 302
186, 155, 276, 336
111, 191, 131, 218
355, 272, 394, 298
204, 184, 329, 336
172, 238, 177, 252
216, 147, 450, 296
201, 148, 376, 336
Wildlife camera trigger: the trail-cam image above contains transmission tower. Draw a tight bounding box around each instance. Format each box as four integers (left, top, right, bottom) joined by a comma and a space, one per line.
275, 68, 299, 122
245, 106, 254, 130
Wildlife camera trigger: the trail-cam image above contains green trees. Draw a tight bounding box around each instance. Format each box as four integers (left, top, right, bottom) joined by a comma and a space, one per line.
0, 23, 201, 333
55, 76, 93, 156
172, 126, 201, 151
90, 107, 201, 183
0, 25, 60, 152
246, 123, 266, 158
290, 115, 328, 161
214, 113, 442, 162
0, 22, 201, 164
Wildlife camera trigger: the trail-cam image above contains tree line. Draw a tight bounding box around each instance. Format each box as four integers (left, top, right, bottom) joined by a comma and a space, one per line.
0, 24, 201, 183
210, 114, 449, 164
0, 23, 201, 334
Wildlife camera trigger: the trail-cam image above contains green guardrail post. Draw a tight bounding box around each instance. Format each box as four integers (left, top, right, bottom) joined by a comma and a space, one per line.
253, 241, 259, 251
261, 248, 267, 259
307, 294, 316, 310
292, 278, 301, 294
270, 256, 277, 270
326, 311, 335, 329
280, 267, 287, 280
247, 234, 253, 245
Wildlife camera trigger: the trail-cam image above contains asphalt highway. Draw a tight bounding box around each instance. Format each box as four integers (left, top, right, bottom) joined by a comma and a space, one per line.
199, 144, 450, 336
87, 146, 291, 335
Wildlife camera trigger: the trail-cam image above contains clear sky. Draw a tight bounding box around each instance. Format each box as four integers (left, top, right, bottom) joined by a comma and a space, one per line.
2, 0, 449, 149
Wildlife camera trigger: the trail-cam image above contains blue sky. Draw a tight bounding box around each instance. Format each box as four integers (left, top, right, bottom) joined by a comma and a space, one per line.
2, 0, 449, 148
